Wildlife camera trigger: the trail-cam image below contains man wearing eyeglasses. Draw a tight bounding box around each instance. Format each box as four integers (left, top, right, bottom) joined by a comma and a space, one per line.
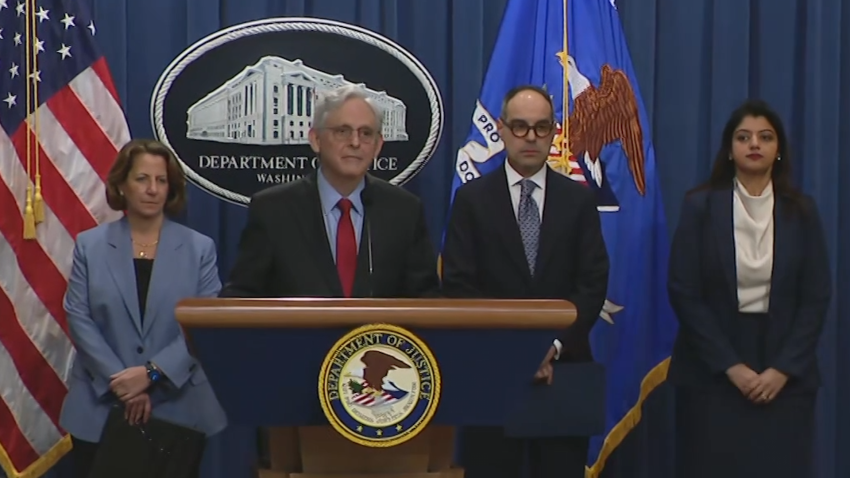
221, 83, 440, 470
221, 83, 440, 300
442, 85, 609, 478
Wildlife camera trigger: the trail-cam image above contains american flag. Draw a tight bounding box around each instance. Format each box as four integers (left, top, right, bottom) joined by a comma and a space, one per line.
349, 380, 408, 408
350, 390, 401, 408
0, 0, 128, 476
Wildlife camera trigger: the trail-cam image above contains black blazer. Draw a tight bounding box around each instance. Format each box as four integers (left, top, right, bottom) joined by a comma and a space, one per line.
220, 172, 440, 299
666, 187, 832, 392
441, 166, 609, 361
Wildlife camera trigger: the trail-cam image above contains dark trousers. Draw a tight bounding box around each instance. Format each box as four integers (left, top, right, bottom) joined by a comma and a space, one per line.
71, 435, 203, 478
459, 426, 589, 478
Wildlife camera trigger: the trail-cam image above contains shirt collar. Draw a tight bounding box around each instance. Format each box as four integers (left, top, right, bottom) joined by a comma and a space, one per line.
733, 177, 773, 199
317, 167, 366, 216
505, 160, 547, 189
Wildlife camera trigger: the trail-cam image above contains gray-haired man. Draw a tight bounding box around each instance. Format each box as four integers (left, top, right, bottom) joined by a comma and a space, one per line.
222, 83, 439, 299
221, 84, 440, 471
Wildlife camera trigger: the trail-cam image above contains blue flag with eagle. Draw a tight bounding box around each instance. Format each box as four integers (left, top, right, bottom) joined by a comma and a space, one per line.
447, 0, 677, 474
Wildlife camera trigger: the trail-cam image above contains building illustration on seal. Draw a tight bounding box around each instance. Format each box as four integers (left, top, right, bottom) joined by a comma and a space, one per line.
185, 55, 409, 145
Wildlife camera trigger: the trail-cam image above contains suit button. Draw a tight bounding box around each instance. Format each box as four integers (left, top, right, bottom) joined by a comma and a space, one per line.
136, 346, 144, 354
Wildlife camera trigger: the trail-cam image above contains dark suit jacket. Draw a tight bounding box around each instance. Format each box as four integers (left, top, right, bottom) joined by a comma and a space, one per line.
666, 187, 832, 392
220, 172, 440, 298
441, 166, 609, 361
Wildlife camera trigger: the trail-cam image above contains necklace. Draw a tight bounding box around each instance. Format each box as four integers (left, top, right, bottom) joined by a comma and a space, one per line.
132, 239, 159, 258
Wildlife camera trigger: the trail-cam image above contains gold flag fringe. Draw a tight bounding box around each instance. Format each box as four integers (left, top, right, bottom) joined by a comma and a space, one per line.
584, 358, 670, 478
0, 434, 72, 478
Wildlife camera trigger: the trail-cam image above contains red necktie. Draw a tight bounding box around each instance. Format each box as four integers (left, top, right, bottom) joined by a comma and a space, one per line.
336, 198, 357, 297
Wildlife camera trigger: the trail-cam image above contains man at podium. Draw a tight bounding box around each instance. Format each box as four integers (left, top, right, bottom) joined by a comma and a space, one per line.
441, 85, 610, 478
220, 84, 440, 299
220, 84, 441, 470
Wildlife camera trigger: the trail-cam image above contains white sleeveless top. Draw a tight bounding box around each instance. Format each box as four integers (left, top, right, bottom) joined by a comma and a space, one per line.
733, 179, 774, 313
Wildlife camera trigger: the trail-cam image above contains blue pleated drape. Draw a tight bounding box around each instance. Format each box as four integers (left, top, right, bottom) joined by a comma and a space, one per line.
30, 1, 850, 478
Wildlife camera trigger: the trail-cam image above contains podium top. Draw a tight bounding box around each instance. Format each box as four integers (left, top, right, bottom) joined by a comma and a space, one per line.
175, 298, 576, 329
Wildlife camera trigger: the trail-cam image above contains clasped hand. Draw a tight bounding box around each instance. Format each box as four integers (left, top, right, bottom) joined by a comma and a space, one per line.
727, 364, 788, 404
110, 366, 153, 424
124, 392, 152, 425
109, 366, 150, 402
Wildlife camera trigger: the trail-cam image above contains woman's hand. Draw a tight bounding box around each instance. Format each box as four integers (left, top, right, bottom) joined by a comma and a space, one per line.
124, 392, 151, 425
726, 363, 760, 396
110, 366, 151, 401
747, 368, 788, 404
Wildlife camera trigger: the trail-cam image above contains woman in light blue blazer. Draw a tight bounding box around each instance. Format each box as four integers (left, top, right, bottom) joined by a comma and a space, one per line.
60, 139, 227, 478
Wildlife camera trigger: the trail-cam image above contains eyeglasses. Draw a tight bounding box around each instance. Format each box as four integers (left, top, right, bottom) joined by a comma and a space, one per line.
501, 119, 555, 138
324, 125, 379, 144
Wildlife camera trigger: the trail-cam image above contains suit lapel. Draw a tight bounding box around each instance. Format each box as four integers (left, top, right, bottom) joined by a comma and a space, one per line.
142, 220, 181, 336
105, 218, 142, 336
491, 167, 533, 280
351, 206, 375, 298
294, 173, 343, 296
711, 188, 738, 301
533, 171, 564, 282
768, 196, 790, 314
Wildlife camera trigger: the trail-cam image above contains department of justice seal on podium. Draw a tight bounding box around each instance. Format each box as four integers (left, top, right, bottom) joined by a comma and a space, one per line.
319, 324, 441, 447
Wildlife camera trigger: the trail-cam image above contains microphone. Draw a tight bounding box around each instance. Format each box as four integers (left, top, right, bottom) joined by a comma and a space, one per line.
360, 187, 374, 298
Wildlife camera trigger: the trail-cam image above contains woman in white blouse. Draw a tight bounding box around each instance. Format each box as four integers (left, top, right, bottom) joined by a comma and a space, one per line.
666, 99, 831, 478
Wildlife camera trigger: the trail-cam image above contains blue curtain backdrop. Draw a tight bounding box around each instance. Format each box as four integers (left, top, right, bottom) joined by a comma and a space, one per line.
33, 0, 850, 478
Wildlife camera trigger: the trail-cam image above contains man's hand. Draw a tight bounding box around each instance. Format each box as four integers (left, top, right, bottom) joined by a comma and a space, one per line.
110, 366, 151, 402
747, 368, 788, 404
124, 393, 151, 425
726, 363, 761, 397
533, 345, 558, 385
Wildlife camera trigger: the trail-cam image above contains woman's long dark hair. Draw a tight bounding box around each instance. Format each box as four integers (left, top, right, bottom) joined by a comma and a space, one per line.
694, 99, 802, 208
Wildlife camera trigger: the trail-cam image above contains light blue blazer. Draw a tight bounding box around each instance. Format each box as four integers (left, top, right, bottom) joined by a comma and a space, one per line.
59, 217, 227, 442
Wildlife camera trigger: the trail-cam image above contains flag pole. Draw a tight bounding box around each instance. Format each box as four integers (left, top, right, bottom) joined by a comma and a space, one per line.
22, 0, 36, 239
30, 1, 44, 224
562, 0, 571, 165
29, 0, 43, 224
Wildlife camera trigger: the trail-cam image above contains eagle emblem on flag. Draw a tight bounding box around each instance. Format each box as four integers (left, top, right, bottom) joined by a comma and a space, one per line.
548, 52, 647, 212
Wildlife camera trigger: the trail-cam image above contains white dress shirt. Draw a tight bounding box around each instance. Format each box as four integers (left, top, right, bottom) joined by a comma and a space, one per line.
316, 167, 365, 262
504, 161, 563, 358
732, 178, 774, 313
505, 159, 546, 221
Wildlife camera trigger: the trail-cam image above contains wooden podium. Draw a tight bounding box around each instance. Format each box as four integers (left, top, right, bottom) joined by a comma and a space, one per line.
176, 298, 576, 478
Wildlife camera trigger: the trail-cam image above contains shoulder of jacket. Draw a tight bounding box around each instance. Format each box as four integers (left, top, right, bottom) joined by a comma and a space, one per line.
170, 222, 215, 248
75, 221, 111, 246
684, 188, 711, 211
370, 176, 421, 205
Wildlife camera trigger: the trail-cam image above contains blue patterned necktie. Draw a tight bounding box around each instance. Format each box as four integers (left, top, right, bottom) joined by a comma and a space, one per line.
517, 179, 540, 276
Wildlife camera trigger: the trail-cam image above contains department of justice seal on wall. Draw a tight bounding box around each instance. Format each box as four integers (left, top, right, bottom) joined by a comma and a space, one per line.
319, 324, 441, 447
150, 17, 444, 206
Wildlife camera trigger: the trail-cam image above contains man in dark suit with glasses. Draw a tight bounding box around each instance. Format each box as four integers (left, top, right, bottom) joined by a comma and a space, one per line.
442, 85, 609, 478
